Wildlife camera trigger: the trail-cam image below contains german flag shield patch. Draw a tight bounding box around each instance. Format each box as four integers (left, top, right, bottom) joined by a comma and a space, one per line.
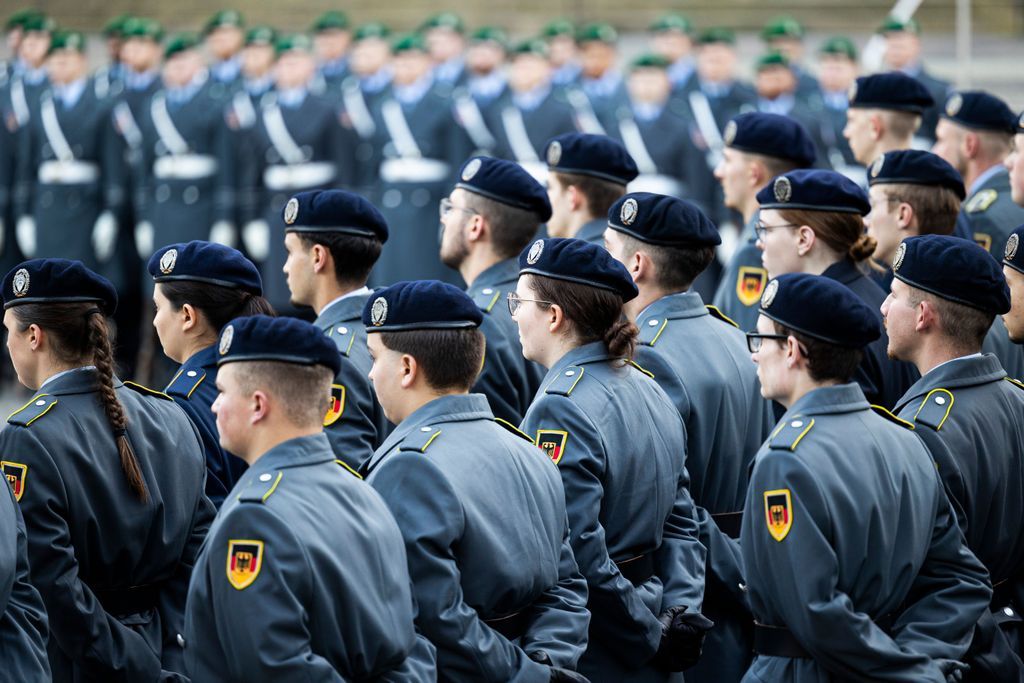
737, 266, 768, 307
536, 430, 568, 465
1, 461, 27, 501
764, 489, 793, 542
226, 539, 264, 590
323, 384, 346, 427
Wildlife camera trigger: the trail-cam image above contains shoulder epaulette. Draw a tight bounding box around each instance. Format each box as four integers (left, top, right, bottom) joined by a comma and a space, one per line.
238, 471, 283, 503
7, 394, 57, 427
472, 287, 502, 314
768, 416, 815, 451
912, 388, 954, 431
871, 404, 915, 430
399, 426, 442, 453
495, 418, 534, 444
545, 366, 585, 396
706, 305, 739, 328
123, 381, 172, 401
625, 359, 654, 379
1004, 377, 1024, 391
164, 368, 207, 399
965, 189, 998, 213
638, 317, 668, 346
334, 459, 363, 479
325, 324, 356, 357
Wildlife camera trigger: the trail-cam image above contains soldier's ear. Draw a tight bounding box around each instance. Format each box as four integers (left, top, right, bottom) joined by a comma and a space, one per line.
400, 353, 418, 389
311, 244, 330, 274
180, 303, 199, 332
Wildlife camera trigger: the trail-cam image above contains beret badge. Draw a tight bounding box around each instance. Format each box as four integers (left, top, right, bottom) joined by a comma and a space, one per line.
1006, 234, 1020, 261
11, 269, 29, 298
369, 297, 388, 326
893, 242, 907, 271
219, 324, 234, 355
945, 93, 963, 117
870, 155, 885, 179
527, 239, 544, 265
773, 176, 793, 203
546, 141, 562, 166
461, 158, 481, 182
762, 278, 779, 308
284, 197, 299, 225
620, 198, 639, 226
723, 120, 737, 146
159, 248, 178, 274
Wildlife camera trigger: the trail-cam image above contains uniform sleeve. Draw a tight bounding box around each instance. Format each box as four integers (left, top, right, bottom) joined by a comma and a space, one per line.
910, 426, 971, 535
0, 427, 163, 680
521, 395, 663, 665
170, 395, 232, 506
201, 504, 346, 680
323, 354, 378, 470
369, 451, 548, 682
696, 506, 748, 608
741, 450, 946, 681
518, 514, 590, 669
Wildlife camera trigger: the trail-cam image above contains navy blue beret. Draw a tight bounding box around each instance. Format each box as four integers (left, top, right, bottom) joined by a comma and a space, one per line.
1004, 225, 1024, 275
544, 133, 639, 185
867, 150, 965, 200
848, 73, 934, 114
3, 259, 118, 314
455, 156, 552, 221
362, 280, 482, 332
518, 238, 638, 301
941, 90, 1016, 134
1016, 110, 1024, 134
607, 192, 721, 247
758, 273, 881, 347
148, 241, 263, 294
723, 112, 816, 167
281, 190, 389, 243
893, 235, 1010, 314
757, 169, 870, 215
216, 314, 341, 375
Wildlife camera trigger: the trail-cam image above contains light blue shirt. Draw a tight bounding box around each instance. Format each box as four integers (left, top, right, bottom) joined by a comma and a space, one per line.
393, 74, 433, 106
512, 84, 551, 112
53, 78, 87, 108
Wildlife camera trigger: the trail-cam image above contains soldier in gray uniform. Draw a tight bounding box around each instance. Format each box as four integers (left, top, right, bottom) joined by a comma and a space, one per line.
574, 24, 629, 135
0, 258, 215, 680
604, 192, 773, 683
184, 314, 436, 681
370, 33, 473, 286
815, 37, 860, 174
743, 271, 990, 681
202, 10, 245, 100
760, 17, 820, 105
361, 279, 589, 682
649, 14, 697, 96
311, 11, 351, 90
238, 33, 353, 312
843, 72, 934, 169
933, 90, 1024, 255
440, 156, 547, 424
544, 132, 638, 245
751, 53, 828, 165
711, 113, 816, 331
282, 190, 390, 469
885, 235, 1024, 680
420, 12, 468, 89
541, 19, 581, 88
516, 238, 711, 682
879, 16, 951, 145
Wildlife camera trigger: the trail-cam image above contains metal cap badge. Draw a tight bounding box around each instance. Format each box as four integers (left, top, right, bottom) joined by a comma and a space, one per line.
526, 239, 544, 264
283, 197, 299, 225
546, 141, 562, 166
159, 248, 178, 274
461, 158, 481, 181
893, 242, 907, 271
619, 197, 638, 225
761, 278, 779, 308
773, 176, 792, 203
11, 269, 29, 298
1006, 234, 1020, 261
369, 297, 388, 326
945, 93, 963, 118
219, 324, 234, 355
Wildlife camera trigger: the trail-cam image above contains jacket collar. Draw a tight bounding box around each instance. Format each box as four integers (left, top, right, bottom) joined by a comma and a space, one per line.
895, 353, 1006, 411
637, 291, 707, 326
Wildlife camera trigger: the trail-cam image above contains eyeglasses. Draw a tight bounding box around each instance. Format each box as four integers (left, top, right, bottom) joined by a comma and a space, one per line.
439, 197, 479, 219
754, 221, 799, 241
507, 291, 553, 316
746, 332, 790, 353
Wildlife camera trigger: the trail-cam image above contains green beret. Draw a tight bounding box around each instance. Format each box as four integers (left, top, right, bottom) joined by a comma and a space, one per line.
541, 19, 575, 39
245, 26, 276, 46
164, 32, 199, 59
48, 29, 86, 54
512, 38, 548, 58
879, 16, 920, 34
5, 9, 43, 32
122, 17, 164, 42
419, 12, 464, 34
354, 22, 391, 42
275, 33, 313, 56
102, 14, 132, 38
204, 9, 244, 35
630, 53, 670, 70
650, 14, 693, 35
470, 26, 508, 47
312, 11, 349, 33
761, 16, 805, 41
20, 12, 54, 34
756, 52, 791, 71
697, 27, 735, 46
819, 36, 857, 61
392, 32, 427, 54
576, 23, 618, 45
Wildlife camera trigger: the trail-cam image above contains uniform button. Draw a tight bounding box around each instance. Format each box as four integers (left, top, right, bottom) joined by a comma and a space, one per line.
35, 399, 46, 406
648, 319, 659, 326
337, 326, 348, 335
1005, 607, 1015, 617
420, 427, 432, 432
259, 473, 272, 482
739, 582, 748, 592
186, 370, 197, 377
935, 396, 946, 405
176, 633, 185, 647
565, 370, 575, 376
482, 288, 493, 295
791, 420, 804, 428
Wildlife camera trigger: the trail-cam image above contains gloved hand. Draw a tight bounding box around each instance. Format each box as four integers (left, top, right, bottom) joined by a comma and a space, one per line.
209, 220, 236, 248
527, 651, 590, 682
135, 221, 155, 259
242, 220, 270, 261
92, 211, 118, 262
15, 215, 35, 257
650, 605, 714, 672
937, 659, 968, 682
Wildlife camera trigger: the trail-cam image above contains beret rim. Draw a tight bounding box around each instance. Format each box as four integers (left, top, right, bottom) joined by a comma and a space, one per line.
4, 295, 109, 310
519, 267, 632, 298
607, 222, 722, 247
893, 272, 1006, 314
364, 320, 480, 333
757, 201, 866, 215
1003, 260, 1024, 275
455, 182, 549, 218
867, 175, 966, 200
725, 141, 814, 165
284, 224, 383, 240
548, 165, 632, 186
152, 273, 262, 293
848, 101, 927, 114
759, 309, 875, 347
216, 353, 335, 368
940, 113, 1015, 134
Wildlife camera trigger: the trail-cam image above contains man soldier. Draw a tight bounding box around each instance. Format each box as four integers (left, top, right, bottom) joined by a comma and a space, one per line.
184, 314, 436, 680
932, 90, 1024, 255
885, 235, 1024, 681
649, 14, 697, 95
574, 23, 628, 134
760, 16, 820, 104
843, 72, 934, 168
202, 9, 245, 99
815, 37, 860, 175
311, 11, 351, 90
361, 280, 590, 681
439, 156, 548, 424
420, 12, 467, 89
540, 19, 580, 87
282, 190, 391, 468
879, 16, 951, 145
752, 53, 827, 163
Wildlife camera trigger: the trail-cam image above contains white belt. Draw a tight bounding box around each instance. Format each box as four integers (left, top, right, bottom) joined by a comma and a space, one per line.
263, 162, 336, 191
627, 174, 685, 198
379, 158, 450, 184
153, 154, 218, 180
37, 160, 100, 185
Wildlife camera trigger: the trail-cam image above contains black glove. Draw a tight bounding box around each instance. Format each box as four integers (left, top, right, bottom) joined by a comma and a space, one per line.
651, 605, 715, 672
527, 651, 591, 682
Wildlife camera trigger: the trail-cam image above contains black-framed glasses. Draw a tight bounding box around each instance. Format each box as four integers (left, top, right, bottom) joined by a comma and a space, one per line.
507, 291, 553, 316
754, 221, 799, 241
746, 332, 790, 353
439, 197, 479, 219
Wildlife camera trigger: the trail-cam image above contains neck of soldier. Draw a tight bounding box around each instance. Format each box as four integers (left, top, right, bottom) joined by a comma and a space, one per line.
566, 207, 599, 239
908, 335, 982, 377
625, 283, 676, 322
243, 420, 324, 466
779, 374, 840, 409
312, 278, 366, 316
32, 355, 89, 391
874, 135, 913, 165
394, 386, 464, 424
459, 242, 505, 288
181, 332, 219, 364
963, 157, 1004, 194
741, 193, 761, 224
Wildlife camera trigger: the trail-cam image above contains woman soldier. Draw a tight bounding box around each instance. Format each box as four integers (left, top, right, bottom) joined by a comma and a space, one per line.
148, 241, 274, 507
754, 168, 919, 408
514, 237, 712, 682
0, 258, 214, 681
